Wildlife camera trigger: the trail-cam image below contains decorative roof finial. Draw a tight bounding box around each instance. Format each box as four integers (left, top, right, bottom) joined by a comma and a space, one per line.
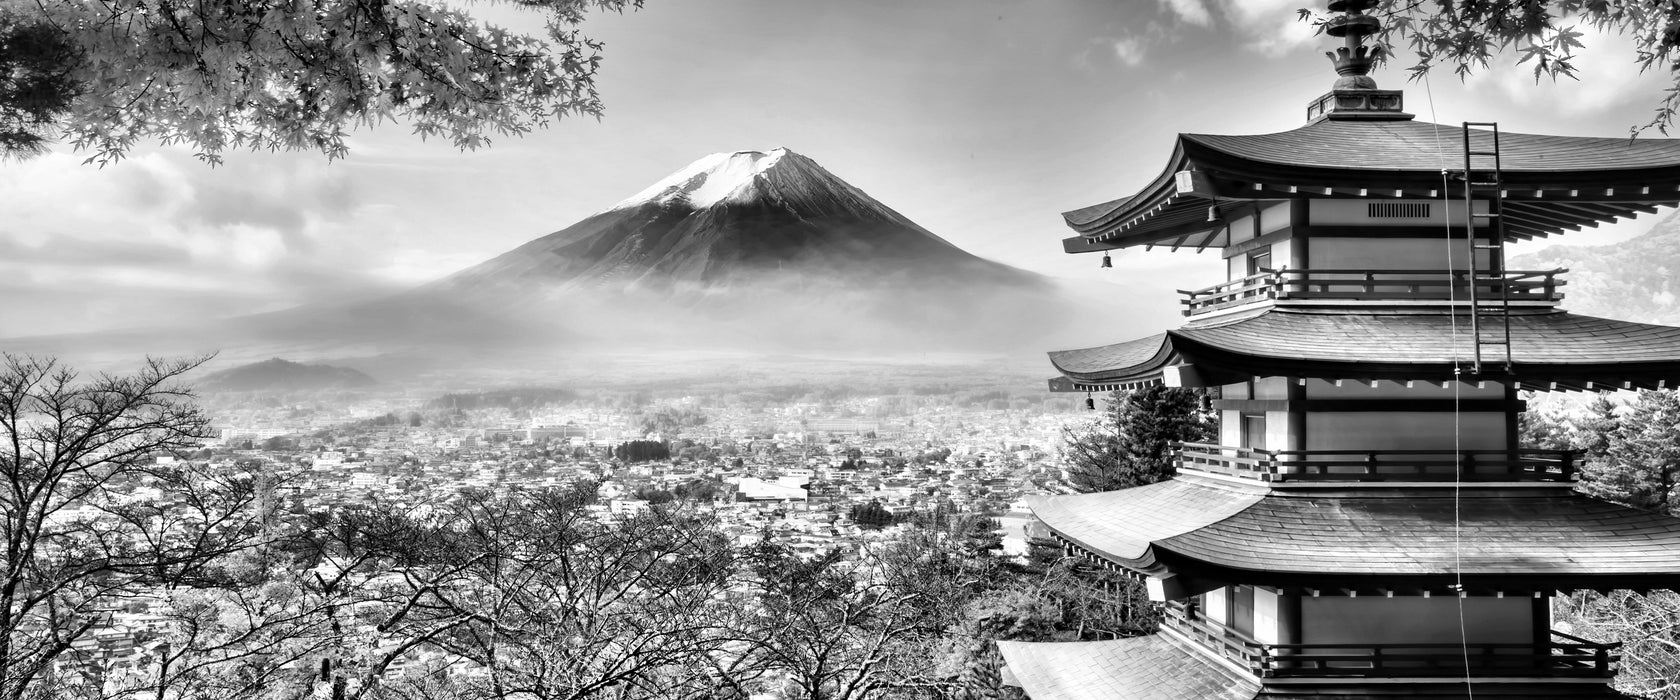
1325, 0, 1382, 89
1305, 0, 1409, 122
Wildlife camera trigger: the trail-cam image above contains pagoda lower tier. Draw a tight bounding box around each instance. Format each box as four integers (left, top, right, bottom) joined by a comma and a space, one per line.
1001, 475, 1677, 699
1016, 299, 1680, 698
1033, 475, 1680, 596
997, 634, 1641, 699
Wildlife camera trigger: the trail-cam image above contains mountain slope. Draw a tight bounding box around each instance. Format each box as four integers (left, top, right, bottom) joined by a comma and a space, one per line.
434, 148, 1038, 293
198, 358, 377, 392
1509, 210, 1680, 326
377, 147, 1062, 352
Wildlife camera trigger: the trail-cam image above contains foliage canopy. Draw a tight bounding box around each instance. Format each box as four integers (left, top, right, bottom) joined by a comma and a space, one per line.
1326, 1, 1680, 134
0, 0, 639, 164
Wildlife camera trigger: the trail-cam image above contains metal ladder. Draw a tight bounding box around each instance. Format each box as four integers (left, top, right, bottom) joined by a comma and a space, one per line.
1461, 122, 1513, 375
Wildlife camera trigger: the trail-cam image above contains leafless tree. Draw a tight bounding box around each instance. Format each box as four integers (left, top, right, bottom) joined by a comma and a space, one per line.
0, 354, 327, 699
1558, 590, 1680, 700
323, 487, 746, 700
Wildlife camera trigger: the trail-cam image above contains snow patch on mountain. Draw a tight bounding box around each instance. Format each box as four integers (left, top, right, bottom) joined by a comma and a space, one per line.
611, 148, 787, 210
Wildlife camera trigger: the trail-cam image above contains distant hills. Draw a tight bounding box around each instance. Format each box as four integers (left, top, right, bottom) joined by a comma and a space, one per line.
198, 358, 376, 393
1510, 209, 1680, 326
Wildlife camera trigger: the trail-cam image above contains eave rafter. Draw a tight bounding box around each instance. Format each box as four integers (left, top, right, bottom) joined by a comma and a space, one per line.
1045, 508, 1680, 597
1068, 126, 1680, 249
1050, 326, 1680, 395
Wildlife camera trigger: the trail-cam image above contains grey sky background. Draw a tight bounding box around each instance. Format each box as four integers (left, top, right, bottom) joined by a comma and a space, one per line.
1, 0, 1669, 338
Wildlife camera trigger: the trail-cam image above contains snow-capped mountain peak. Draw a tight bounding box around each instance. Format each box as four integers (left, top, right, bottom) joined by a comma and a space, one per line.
610, 148, 790, 210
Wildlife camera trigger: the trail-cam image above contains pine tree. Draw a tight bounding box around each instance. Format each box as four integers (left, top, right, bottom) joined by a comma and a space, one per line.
1577, 395, 1622, 463
1517, 393, 1574, 451
1062, 386, 1214, 493
1580, 391, 1680, 515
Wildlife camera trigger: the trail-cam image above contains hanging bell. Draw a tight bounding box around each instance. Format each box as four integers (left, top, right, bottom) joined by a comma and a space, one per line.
1101, 253, 1112, 269
1207, 204, 1222, 223
1085, 395, 1096, 410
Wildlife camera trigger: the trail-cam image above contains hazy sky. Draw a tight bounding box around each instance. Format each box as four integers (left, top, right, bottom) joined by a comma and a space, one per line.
2, 0, 1673, 337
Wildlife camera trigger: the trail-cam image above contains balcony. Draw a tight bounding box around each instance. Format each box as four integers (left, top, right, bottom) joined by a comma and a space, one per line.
1163, 603, 1618, 679
1180, 268, 1566, 317
1173, 442, 1579, 483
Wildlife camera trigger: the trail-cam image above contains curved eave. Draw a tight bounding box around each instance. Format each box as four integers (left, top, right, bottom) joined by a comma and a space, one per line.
1031, 478, 1680, 591
1025, 480, 1266, 574
998, 636, 1260, 700
1047, 309, 1680, 391
1047, 332, 1175, 387
1064, 141, 1192, 233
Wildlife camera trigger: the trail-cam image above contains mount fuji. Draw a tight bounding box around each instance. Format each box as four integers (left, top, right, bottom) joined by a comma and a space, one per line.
21, 148, 1081, 365
435, 148, 1041, 293
317, 146, 1068, 354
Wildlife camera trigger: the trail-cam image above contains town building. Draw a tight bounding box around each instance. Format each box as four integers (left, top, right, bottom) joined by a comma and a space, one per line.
1000, 3, 1680, 698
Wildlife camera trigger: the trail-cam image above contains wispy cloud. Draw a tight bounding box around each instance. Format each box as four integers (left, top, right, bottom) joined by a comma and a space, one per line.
1458, 27, 1667, 121
1158, 0, 1213, 27
0, 152, 411, 336
1108, 34, 1148, 67
1216, 0, 1320, 56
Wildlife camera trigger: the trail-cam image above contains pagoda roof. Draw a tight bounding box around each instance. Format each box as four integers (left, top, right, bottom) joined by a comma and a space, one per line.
1030, 475, 1680, 590
997, 635, 1636, 699
1064, 119, 1680, 249
1048, 308, 1680, 391
997, 635, 1259, 700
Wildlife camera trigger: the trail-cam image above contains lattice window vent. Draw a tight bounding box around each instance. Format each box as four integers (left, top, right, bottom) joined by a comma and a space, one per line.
1367, 202, 1431, 218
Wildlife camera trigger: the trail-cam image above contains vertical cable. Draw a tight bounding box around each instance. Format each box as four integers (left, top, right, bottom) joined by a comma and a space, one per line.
1422, 71, 1475, 697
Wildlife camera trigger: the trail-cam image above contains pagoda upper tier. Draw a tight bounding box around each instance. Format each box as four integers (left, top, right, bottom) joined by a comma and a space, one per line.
1064, 119, 1680, 252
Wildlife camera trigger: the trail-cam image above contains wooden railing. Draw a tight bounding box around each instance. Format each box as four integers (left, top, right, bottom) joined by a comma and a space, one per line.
1163, 603, 1618, 679
1179, 270, 1279, 315
1174, 442, 1579, 483
1180, 268, 1567, 316
1162, 602, 1268, 673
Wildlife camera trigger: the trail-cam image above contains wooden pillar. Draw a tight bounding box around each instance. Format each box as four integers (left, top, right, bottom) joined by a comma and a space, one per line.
1505, 380, 1521, 457
1532, 592, 1550, 650
1290, 199, 1311, 269
1287, 377, 1306, 452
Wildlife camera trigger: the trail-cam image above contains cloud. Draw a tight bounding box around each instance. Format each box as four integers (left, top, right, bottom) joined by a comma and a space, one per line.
1214, 0, 1320, 56
1458, 27, 1668, 119
1107, 35, 1148, 67
0, 151, 408, 336
1159, 0, 1213, 27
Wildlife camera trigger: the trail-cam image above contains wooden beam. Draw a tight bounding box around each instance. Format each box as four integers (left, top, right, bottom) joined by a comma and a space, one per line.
1550, 202, 1625, 225
1193, 226, 1223, 253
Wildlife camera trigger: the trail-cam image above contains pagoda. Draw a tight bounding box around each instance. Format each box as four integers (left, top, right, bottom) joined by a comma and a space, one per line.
998, 3, 1680, 699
